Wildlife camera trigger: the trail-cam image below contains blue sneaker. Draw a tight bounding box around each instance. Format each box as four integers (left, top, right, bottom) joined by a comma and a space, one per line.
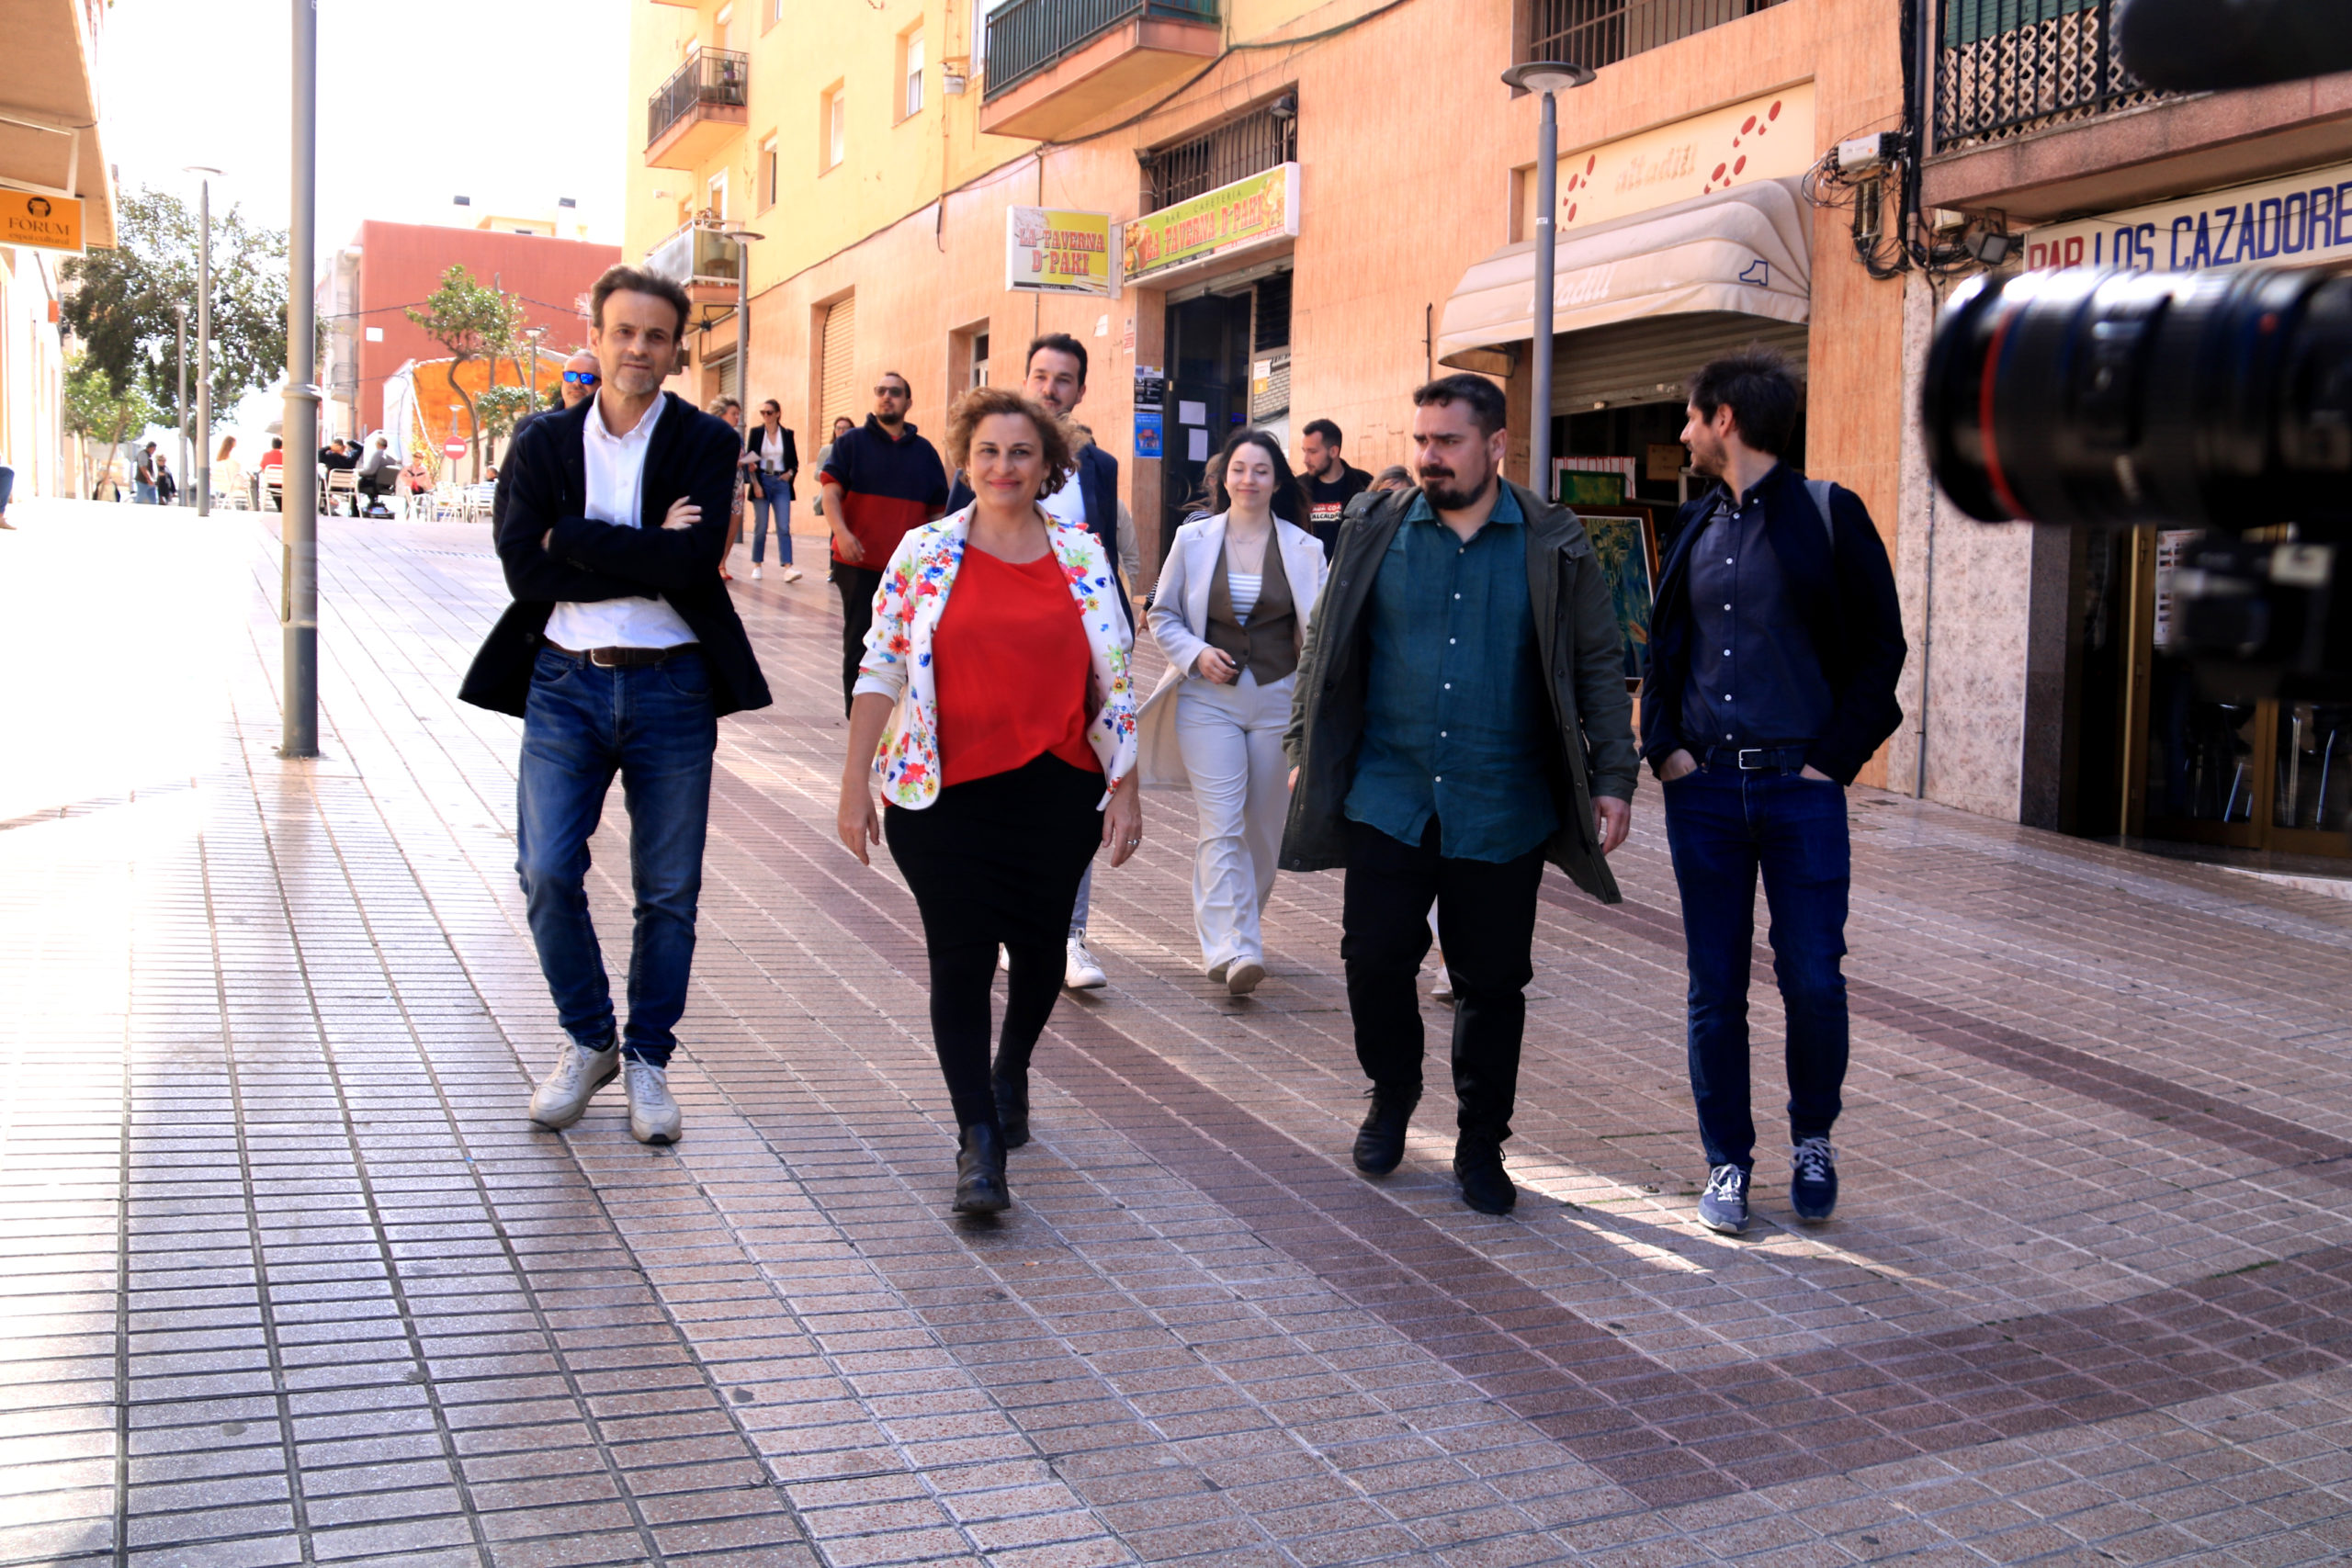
1698, 1164, 1749, 1235
1791, 1137, 1838, 1223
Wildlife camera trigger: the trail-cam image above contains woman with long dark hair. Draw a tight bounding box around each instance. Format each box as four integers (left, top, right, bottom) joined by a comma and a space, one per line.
837, 387, 1141, 1213
1136, 429, 1324, 994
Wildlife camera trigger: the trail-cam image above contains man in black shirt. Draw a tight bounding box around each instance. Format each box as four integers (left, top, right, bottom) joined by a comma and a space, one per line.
1297, 418, 1370, 556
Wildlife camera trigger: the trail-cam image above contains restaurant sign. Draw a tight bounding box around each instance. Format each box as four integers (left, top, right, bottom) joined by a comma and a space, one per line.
1125, 163, 1299, 288
1529, 84, 1816, 237
0, 188, 84, 255
1006, 207, 1120, 297
2024, 159, 2352, 274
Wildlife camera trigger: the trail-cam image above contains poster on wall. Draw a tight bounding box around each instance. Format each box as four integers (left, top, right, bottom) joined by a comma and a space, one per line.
1124, 164, 1300, 289
1134, 410, 1163, 459
1006, 207, 1121, 296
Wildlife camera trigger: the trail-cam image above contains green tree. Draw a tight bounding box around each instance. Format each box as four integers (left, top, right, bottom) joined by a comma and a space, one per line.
62, 355, 164, 500
474, 384, 540, 449
59, 186, 289, 444
406, 265, 519, 482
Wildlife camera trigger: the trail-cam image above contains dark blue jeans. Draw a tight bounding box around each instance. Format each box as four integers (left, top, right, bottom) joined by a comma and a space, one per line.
516, 647, 718, 1066
1662, 762, 1850, 1172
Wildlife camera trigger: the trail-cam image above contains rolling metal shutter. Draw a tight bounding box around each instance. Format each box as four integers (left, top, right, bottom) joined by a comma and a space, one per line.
1550, 311, 1810, 413
820, 294, 857, 432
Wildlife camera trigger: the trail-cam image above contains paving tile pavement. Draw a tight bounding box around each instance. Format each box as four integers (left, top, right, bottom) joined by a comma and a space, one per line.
3, 501, 2351, 1565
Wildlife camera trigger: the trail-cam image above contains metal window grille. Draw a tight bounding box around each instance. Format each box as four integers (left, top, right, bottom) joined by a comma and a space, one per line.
983, 0, 1219, 101
648, 47, 750, 148
1930, 0, 2177, 152
1526, 0, 1785, 71
1141, 103, 1297, 213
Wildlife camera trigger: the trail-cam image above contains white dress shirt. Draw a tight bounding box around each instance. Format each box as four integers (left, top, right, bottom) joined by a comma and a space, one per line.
546, 394, 697, 651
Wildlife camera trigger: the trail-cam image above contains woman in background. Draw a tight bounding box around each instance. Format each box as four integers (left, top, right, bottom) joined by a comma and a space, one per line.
1137, 430, 1324, 995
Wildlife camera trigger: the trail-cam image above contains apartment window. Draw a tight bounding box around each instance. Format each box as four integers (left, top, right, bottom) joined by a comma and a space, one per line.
1526, 0, 1787, 73
763, 0, 782, 31
901, 29, 925, 120
1142, 99, 1299, 212
822, 84, 845, 172
970, 332, 989, 389
707, 171, 728, 220
759, 135, 778, 209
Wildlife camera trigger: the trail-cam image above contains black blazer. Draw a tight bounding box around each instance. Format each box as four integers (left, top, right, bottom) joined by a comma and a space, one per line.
747, 423, 798, 500
1638, 463, 1905, 784
458, 392, 773, 719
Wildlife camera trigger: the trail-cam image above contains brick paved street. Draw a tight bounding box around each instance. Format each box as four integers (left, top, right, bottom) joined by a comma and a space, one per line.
6, 499, 2352, 1567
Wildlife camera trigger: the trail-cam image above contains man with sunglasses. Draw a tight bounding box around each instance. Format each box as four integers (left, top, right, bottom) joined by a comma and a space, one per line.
493, 352, 602, 535
820, 371, 947, 712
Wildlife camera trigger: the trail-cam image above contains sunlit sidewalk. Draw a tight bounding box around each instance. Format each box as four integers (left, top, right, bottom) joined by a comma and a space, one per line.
5, 499, 2352, 1567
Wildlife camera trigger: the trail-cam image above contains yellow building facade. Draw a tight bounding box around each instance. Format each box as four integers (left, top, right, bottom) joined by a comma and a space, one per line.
626, 0, 1917, 784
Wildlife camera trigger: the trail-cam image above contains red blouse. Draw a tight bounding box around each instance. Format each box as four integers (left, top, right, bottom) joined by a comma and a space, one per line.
932, 547, 1102, 787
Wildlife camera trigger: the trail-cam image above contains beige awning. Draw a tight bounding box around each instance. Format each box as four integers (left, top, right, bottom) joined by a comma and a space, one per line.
1438, 177, 1812, 374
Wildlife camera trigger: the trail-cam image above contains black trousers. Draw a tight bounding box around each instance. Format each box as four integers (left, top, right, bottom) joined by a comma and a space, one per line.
833, 563, 882, 716
1340, 818, 1545, 1146
886, 755, 1104, 1132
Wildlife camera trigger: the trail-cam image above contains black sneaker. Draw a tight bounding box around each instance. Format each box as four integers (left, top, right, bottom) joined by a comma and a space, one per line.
1453, 1139, 1517, 1215
1791, 1137, 1838, 1223
1698, 1163, 1749, 1235
1351, 1085, 1418, 1176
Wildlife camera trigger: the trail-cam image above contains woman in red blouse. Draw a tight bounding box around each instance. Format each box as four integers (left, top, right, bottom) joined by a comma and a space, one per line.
837, 388, 1143, 1214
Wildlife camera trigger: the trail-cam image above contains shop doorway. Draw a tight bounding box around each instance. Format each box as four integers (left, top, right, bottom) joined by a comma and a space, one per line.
1160, 268, 1293, 561
2067, 526, 2352, 856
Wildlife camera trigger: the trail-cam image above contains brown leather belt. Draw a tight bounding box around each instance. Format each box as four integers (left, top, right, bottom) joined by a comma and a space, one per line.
547, 640, 701, 669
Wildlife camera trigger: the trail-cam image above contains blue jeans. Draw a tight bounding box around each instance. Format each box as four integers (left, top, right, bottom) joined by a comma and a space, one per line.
135, 481, 158, 504
750, 491, 790, 564
1662, 761, 1850, 1172
515, 647, 717, 1066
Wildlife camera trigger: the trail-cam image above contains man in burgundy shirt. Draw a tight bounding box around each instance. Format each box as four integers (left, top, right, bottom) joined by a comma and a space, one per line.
820, 371, 949, 713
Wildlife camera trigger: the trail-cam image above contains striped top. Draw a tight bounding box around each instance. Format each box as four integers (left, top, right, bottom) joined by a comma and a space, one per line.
1227, 570, 1262, 625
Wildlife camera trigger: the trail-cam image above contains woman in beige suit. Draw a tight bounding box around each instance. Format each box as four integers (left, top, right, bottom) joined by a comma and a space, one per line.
1136, 429, 1327, 995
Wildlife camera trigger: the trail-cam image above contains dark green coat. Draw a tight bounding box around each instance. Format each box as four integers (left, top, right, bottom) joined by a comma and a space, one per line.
1279, 479, 1638, 905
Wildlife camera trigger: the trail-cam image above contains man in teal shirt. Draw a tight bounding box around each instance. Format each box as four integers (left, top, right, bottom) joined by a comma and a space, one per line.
1283, 375, 1638, 1214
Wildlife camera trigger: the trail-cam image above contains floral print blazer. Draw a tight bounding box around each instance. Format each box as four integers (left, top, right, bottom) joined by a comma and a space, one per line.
852, 504, 1138, 808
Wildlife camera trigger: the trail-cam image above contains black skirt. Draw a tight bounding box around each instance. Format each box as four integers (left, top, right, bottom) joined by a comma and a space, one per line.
885, 753, 1104, 950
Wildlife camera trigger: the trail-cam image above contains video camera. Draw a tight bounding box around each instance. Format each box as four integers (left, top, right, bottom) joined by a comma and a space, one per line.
1921, 0, 2352, 704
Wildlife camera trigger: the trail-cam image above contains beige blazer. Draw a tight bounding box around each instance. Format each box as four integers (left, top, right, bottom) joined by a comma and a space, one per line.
1135, 511, 1327, 789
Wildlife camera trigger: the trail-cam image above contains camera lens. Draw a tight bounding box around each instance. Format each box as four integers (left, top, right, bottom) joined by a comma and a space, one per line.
1924, 265, 2352, 530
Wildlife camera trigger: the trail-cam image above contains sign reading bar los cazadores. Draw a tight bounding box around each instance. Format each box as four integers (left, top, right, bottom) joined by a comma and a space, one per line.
0, 189, 84, 255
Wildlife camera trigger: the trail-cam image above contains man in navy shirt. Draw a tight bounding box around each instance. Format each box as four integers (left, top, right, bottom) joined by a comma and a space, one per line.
1642, 349, 1906, 1236
821, 373, 948, 713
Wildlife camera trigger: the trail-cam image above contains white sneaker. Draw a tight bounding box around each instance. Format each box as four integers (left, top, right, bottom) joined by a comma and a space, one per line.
529, 1040, 619, 1129
1064, 937, 1106, 990
625, 1058, 681, 1145
1226, 957, 1266, 996
751, 564, 763, 580
782, 566, 803, 582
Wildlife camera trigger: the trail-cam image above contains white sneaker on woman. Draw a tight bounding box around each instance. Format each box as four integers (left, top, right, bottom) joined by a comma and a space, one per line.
751, 564, 763, 580
1064, 937, 1106, 990
782, 565, 803, 582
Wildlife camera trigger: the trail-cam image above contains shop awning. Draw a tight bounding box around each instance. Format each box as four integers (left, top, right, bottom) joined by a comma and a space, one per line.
1438, 177, 1812, 375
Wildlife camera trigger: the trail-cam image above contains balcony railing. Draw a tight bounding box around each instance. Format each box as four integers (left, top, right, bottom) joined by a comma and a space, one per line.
983, 0, 1218, 101
648, 47, 749, 150
1931, 0, 2179, 152
1527, 0, 1785, 72
1142, 100, 1295, 212
644, 220, 741, 292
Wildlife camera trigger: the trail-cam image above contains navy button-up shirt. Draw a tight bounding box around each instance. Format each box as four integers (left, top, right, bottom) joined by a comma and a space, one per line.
1344, 485, 1559, 863
1679, 471, 1833, 751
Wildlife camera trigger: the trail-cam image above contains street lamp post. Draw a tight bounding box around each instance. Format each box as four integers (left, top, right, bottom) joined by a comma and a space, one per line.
724, 226, 765, 479
174, 303, 188, 506
1498, 62, 1594, 504
187, 164, 223, 516
279, 2, 319, 760
525, 325, 548, 418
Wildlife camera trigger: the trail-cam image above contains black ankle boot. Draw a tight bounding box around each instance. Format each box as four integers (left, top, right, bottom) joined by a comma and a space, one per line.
992, 1072, 1030, 1149
1351, 1085, 1419, 1176
1453, 1137, 1517, 1215
954, 1122, 1011, 1214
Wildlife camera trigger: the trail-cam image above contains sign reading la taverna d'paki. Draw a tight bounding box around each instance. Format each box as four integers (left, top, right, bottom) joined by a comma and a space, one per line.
1006, 207, 1119, 296
1124, 164, 1299, 288
0, 189, 84, 255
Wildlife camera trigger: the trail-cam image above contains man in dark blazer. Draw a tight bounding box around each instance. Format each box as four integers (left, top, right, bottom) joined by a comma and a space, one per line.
944, 332, 1134, 994
1641, 348, 1905, 1237
460, 265, 770, 1147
